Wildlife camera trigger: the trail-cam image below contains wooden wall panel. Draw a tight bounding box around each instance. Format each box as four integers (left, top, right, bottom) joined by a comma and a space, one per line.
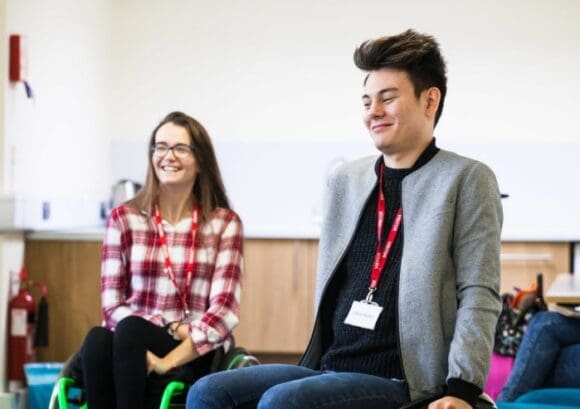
24, 241, 102, 362
22, 239, 570, 362
500, 242, 570, 295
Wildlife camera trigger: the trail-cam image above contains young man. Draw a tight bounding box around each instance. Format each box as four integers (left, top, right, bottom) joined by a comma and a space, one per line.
186, 29, 502, 409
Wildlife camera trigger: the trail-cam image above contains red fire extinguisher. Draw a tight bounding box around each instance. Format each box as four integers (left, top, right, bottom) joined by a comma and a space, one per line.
7, 268, 49, 387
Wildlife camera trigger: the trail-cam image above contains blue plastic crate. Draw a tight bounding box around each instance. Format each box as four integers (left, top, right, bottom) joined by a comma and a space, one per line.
24, 362, 64, 409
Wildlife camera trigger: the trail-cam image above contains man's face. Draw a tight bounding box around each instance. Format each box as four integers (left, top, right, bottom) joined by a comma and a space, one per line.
362, 68, 431, 157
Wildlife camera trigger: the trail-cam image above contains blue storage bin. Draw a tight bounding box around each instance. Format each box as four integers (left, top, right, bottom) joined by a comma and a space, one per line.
24, 362, 64, 409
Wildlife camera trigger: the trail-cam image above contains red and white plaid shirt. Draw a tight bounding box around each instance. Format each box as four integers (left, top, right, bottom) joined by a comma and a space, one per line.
101, 204, 243, 356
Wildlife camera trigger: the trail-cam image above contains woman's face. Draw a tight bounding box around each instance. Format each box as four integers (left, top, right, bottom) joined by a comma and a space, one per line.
152, 122, 199, 190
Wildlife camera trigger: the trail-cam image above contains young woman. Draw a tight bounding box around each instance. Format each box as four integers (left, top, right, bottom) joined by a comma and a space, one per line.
77, 111, 243, 409
497, 311, 580, 402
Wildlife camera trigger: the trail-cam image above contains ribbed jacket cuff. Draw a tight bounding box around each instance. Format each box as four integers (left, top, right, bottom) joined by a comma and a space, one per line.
446, 378, 481, 407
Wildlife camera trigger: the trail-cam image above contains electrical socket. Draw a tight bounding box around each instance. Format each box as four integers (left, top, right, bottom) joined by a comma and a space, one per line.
41, 201, 50, 221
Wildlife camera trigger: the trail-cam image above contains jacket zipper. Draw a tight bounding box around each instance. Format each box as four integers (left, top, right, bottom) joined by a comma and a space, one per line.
300, 178, 379, 367
396, 181, 409, 398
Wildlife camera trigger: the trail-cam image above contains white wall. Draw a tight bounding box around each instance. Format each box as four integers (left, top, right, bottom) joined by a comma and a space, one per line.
0, 0, 6, 191
3, 0, 580, 220
4, 0, 112, 203
106, 0, 580, 145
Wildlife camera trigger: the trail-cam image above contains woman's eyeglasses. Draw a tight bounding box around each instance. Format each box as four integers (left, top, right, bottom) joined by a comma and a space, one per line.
151, 143, 194, 159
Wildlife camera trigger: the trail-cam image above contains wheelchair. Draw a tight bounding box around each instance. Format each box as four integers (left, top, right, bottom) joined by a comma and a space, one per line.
49, 345, 260, 409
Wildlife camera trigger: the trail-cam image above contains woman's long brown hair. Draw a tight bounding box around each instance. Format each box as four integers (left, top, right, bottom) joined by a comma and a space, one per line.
128, 111, 230, 223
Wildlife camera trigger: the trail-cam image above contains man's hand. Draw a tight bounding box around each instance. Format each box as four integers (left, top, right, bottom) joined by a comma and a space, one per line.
146, 350, 173, 375
428, 396, 472, 409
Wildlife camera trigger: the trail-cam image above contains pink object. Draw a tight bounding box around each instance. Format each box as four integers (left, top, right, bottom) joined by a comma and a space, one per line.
485, 353, 515, 400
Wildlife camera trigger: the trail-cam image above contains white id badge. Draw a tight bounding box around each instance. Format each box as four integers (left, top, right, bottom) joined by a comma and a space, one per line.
344, 300, 383, 330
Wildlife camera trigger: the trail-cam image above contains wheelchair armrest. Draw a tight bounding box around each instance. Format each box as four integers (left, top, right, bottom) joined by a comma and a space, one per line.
54, 376, 87, 409
159, 381, 186, 409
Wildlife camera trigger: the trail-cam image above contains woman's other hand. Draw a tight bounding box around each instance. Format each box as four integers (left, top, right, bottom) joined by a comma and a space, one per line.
146, 350, 172, 375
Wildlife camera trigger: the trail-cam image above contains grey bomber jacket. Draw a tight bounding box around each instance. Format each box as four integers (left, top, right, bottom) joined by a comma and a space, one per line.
300, 149, 503, 400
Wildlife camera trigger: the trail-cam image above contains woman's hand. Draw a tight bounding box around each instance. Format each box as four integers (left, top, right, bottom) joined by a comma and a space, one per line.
168, 322, 190, 341
146, 351, 173, 375
428, 396, 472, 409
147, 333, 199, 376
175, 323, 190, 341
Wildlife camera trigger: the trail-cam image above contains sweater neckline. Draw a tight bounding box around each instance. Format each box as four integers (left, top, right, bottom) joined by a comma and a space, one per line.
374, 138, 439, 180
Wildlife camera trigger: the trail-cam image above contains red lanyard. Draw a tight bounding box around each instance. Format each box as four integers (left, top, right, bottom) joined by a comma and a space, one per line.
367, 166, 402, 302
154, 204, 199, 318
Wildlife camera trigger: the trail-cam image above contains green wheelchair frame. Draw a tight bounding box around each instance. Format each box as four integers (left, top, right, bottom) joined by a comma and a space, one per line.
51, 346, 260, 409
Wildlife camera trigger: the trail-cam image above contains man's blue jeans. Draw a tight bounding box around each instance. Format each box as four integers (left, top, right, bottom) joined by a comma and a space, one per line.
498, 311, 580, 402
186, 364, 409, 409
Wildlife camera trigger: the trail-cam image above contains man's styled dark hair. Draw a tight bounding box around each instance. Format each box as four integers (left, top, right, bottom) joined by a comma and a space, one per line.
354, 29, 448, 126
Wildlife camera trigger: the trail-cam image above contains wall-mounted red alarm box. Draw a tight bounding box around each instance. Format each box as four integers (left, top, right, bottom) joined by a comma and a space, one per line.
9, 34, 26, 82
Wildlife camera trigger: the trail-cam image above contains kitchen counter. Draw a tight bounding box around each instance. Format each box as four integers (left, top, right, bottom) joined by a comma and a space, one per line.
25, 226, 580, 242
26, 227, 106, 241
25, 225, 323, 241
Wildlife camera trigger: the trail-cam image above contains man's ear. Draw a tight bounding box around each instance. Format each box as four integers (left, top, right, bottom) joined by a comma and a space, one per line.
424, 87, 441, 119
